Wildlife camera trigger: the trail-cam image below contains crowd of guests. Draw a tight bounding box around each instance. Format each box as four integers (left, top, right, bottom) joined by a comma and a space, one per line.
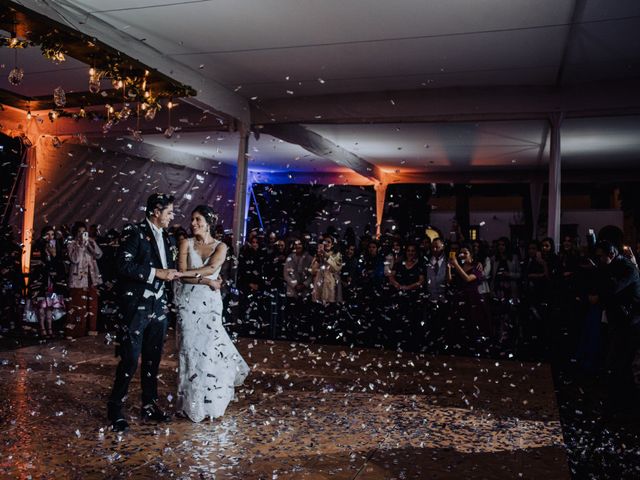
0, 223, 120, 339
234, 226, 640, 409
236, 229, 636, 352
1, 220, 639, 408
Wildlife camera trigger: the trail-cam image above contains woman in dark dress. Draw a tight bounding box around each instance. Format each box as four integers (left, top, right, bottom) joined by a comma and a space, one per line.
389, 243, 425, 350
447, 246, 491, 353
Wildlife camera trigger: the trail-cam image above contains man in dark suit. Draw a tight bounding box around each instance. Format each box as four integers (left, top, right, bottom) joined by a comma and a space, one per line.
594, 240, 640, 414
107, 193, 181, 432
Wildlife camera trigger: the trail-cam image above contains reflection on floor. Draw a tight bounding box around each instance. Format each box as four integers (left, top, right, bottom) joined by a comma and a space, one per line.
0, 334, 569, 479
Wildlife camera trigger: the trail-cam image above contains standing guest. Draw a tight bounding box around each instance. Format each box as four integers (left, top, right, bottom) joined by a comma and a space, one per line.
311, 235, 343, 304
0, 226, 23, 332
425, 237, 449, 351
360, 240, 386, 292
420, 236, 432, 257
238, 234, 267, 335
264, 238, 288, 337
471, 240, 492, 297
593, 240, 640, 412
541, 237, 559, 277
384, 238, 404, 277
310, 235, 343, 340
389, 243, 426, 350
557, 234, 582, 347
67, 222, 103, 338
284, 240, 313, 300
521, 240, 550, 350
448, 246, 491, 353
340, 244, 360, 302
491, 237, 521, 344
426, 238, 448, 303
31, 226, 66, 338
284, 239, 313, 339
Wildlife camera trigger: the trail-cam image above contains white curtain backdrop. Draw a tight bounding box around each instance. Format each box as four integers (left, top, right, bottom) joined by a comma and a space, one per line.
29, 140, 236, 235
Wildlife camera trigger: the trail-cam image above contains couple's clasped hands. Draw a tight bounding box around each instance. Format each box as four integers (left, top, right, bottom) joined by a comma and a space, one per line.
156, 269, 222, 290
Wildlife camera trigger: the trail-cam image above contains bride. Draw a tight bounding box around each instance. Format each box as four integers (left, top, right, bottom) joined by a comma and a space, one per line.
175, 205, 249, 422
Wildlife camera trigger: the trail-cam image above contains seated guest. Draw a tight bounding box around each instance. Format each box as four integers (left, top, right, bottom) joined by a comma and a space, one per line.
31, 226, 66, 338
67, 221, 103, 337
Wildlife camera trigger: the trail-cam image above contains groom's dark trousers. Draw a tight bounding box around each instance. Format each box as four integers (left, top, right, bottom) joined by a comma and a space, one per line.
109, 295, 168, 408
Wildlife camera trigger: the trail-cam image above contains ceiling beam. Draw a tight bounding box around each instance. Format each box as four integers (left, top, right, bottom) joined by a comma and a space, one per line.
248, 167, 640, 186
259, 124, 383, 183
12, 0, 250, 124
555, 0, 588, 86
251, 80, 640, 125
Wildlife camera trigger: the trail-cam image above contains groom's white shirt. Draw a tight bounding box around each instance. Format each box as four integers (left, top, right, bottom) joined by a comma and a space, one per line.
143, 218, 168, 299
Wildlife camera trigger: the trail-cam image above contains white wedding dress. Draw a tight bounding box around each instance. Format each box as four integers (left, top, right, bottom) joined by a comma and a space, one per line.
175, 238, 249, 422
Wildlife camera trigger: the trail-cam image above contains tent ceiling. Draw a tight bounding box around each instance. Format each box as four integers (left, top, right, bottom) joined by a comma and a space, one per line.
62, 0, 640, 98
2, 0, 640, 179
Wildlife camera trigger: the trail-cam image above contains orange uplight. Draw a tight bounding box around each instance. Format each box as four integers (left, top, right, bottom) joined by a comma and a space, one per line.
21, 147, 37, 278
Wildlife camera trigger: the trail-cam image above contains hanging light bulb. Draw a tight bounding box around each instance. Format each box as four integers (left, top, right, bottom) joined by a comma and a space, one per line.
53, 86, 66, 107
89, 66, 100, 94
118, 104, 131, 121
144, 106, 157, 121
8, 45, 24, 86
26, 110, 32, 120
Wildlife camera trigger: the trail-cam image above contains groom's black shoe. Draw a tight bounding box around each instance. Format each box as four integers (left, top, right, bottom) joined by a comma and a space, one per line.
111, 418, 130, 432
141, 401, 171, 422
108, 406, 129, 432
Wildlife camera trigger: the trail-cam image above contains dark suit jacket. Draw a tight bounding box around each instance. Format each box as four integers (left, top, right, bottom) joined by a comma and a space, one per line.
116, 220, 176, 320
597, 255, 640, 325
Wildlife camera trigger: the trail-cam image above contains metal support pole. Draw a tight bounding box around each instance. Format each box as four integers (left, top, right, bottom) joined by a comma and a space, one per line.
547, 113, 563, 250
231, 126, 250, 257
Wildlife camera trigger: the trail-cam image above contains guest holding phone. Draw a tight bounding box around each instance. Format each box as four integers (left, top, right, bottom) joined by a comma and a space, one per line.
67, 221, 103, 338
447, 245, 491, 353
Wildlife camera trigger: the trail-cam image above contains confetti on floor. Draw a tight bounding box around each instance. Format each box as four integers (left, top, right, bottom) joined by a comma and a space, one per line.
0, 335, 569, 479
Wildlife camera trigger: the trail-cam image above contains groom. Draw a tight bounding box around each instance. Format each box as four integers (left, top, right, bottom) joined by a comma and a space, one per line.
107, 193, 180, 432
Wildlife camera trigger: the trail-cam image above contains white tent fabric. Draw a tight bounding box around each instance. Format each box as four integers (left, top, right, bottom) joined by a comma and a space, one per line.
26, 141, 236, 235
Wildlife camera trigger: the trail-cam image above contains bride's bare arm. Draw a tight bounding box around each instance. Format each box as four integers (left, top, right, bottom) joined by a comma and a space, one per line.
177, 238, 201, 285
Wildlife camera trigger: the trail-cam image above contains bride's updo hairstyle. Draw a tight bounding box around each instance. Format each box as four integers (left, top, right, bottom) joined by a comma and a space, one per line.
192, 205, 218, 235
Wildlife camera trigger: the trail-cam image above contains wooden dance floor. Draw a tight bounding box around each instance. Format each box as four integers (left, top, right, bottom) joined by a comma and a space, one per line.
0, 334, 569, 479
